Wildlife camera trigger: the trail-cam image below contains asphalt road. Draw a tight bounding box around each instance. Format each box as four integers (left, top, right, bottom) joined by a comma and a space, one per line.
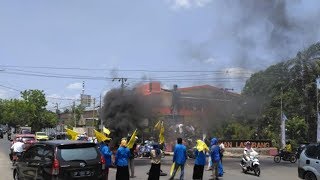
0, 134, 299, 180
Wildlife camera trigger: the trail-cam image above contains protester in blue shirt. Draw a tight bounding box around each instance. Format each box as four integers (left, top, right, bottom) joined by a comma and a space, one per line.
169, 137, 187, 180
192, 139, 208, 180
192, 149, 206, 180
100, 140, 112, 180
210, 138, 221, 180
115, 138, 130, 180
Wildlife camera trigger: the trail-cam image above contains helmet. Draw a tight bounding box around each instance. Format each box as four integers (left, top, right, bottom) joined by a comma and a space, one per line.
245, 141, 251, 146
286, 140, 291, 144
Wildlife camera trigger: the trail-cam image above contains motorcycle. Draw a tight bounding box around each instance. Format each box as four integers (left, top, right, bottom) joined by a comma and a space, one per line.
137, 143, 165, 158
138, 143, 152, 158
240, 152, 261, 177
11, 151, 23, 166
273, 149, 297, 163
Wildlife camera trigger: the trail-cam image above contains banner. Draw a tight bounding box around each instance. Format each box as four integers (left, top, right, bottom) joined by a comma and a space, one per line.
65, 128, 79, 140
127, 129, 137, 149
103, 127, 111, 135
159, 121, 165, 144
94, 129, 111, 142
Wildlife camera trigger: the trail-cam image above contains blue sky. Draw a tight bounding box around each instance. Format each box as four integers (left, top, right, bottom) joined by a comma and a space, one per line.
1, 0, 319, 110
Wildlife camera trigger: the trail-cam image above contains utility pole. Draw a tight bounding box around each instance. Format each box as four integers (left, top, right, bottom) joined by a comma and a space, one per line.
82, 81, 85, 95
316, 77, 320, 142
54, 103, 61, 132
73, 101, 76, 127
280, 87, 285, 148
99, 94, 103, 132
92, 98, 96, 127
112, 78, 127, 91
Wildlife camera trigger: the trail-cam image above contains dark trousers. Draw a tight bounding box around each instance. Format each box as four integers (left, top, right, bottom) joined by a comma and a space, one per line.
148, 163, 161, 180
192, 164, 204, 180
116, 166, 129, 180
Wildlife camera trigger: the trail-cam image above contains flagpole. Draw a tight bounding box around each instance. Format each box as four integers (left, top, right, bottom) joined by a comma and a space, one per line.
317, 77, 320, 142
281, 87, 285, 148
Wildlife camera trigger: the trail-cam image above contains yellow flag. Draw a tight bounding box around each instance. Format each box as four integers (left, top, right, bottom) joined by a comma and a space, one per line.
94, 129, 111, 142
65, 128, 79, 140
103, 127, 111, 135
154, 120, 161, 130
170, 163, 180, 176
159, 121, 165, 144
127, 129, 137, 149
196, 139, 209, 152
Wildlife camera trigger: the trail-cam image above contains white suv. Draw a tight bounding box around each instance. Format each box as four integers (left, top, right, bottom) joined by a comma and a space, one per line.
298, 143, 320, 180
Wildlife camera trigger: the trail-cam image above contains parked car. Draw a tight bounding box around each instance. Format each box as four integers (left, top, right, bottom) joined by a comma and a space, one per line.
298, 143, 320, 179
50, 132, 68, 140
13, 140, 106, 180
35, 132, 49, 141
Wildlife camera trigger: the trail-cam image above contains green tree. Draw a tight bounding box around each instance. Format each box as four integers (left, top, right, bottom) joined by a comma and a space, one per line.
241, 42, 320, 144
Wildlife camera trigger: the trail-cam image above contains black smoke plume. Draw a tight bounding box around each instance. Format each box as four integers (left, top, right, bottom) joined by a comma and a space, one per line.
100, 87, 160, 146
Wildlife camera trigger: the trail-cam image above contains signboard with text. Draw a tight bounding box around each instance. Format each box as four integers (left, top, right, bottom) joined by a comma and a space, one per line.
220, 140, 272, 148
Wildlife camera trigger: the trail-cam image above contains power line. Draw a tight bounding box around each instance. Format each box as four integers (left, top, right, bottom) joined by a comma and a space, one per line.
1, 65, 254, 73
1, 70, 251, 81
0, 84, 21, 92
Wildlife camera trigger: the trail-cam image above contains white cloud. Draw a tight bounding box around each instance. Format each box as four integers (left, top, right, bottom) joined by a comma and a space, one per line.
169, 0, 212, 9
202, 57, 215, 64
66, 82, 83, 90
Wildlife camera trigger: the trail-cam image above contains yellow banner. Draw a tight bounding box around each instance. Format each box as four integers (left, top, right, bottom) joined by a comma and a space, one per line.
159, 121, 165, 144
65, 128, 79, 140
103, 127, 111, 135
94, 129, 111, 142
154, 120, 161, 130
127, 129, 137, 149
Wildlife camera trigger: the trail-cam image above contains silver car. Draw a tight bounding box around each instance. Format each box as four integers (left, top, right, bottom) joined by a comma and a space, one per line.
298, 143, 320, 180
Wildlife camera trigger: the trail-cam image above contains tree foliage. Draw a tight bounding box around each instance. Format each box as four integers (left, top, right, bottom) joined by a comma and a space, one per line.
0, 89, 57, 131
237, 42, 320, 145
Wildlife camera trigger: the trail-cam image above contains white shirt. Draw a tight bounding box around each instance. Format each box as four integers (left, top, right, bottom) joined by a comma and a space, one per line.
219, 143, 225, 154
244, 147, 257, 156
11, 142, 25, 153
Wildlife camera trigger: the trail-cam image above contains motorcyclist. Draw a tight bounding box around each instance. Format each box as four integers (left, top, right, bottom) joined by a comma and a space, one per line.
243, 141, 257, 167
282, 140, 292, 159
11, 138, 25, 164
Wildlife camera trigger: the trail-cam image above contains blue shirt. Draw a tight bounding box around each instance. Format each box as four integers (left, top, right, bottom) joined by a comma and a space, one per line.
100, 144, 112, 166
195, 150, 206, 165
173, 144, 187, 165
115, 146, 130, 167
210, 138, 220, 162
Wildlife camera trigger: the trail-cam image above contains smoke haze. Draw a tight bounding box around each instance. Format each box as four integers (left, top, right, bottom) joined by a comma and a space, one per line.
182, 0, 320, 70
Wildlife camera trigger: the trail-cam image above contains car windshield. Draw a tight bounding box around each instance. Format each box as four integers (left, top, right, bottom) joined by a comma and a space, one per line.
21, 137, 35, 142
21, 130, 31, 134
36, 132, 46, 136
59, 146, 98, 161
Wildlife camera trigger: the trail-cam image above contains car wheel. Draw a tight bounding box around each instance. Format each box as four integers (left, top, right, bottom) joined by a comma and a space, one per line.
13, 170, 20, 180
305, 172, 317, 180
274, 155, 281, 163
